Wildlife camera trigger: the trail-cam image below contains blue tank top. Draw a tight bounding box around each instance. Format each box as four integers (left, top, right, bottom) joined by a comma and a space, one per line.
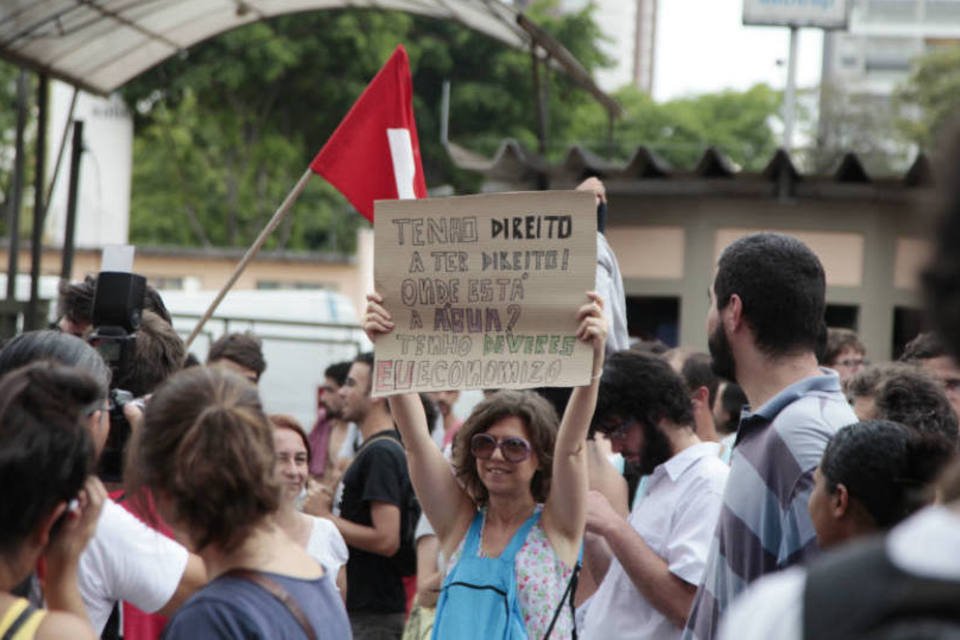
432, 510, 540, 640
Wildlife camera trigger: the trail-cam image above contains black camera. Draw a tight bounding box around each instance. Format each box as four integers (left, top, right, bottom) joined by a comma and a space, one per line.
89, 271, 145, 483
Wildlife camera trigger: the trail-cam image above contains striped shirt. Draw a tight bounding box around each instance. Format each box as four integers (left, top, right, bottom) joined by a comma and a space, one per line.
683, 371, 857, 640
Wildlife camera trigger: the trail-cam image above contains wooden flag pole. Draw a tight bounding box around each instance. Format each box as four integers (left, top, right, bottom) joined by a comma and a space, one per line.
183, 167, 314, 351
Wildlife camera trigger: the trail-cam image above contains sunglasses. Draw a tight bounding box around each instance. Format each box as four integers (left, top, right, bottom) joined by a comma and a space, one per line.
470, 433, 532, 463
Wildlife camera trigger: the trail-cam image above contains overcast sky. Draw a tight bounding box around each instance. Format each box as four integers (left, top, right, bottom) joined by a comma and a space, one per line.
591, 0, 826, 100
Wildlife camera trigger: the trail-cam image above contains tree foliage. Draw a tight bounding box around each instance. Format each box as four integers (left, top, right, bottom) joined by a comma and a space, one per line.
895, 45, 960, 151
809, 83, 908, 175
122, 1, 611, 252
567, 83, 781, 172
116, 1, 781, 251
0, 64, 37, 237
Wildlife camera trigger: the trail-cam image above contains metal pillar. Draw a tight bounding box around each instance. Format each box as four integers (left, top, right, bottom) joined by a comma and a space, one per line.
26, 74, 48, 330
530, 43, 549, 190
6, 70, 28, 302
782, 25, 800, 151
61, 121, 84, 283
440, 80, 450, 146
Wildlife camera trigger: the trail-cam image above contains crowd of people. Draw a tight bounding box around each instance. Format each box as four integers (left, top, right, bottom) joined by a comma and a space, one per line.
2, 173, 960, 640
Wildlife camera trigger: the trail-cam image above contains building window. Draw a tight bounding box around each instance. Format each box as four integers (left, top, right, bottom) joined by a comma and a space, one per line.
892, 306, 926, 359
256, 281, 330, 291
147, 276, 185, 290
626, 296, 679, 347
825, 304, 859, 330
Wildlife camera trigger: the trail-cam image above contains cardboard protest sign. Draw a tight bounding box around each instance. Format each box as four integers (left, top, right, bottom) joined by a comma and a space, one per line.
372, 190, 596, 396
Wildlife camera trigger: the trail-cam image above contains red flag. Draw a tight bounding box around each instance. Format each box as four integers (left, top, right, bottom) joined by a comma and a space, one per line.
310, 45, 427, 222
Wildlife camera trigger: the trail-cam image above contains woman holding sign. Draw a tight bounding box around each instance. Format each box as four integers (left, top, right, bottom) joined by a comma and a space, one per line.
363, 291, 606, 639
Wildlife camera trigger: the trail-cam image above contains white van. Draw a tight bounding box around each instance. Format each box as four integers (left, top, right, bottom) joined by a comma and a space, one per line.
160, 289, 369, 428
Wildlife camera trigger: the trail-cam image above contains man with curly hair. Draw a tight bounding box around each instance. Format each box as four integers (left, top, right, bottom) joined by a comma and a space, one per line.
581, 351, 728, 639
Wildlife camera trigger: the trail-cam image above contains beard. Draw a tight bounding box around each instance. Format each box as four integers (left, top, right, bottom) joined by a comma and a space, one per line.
708, 322, 737, 382
637, 421, 674, 476
324, 405, 342, 420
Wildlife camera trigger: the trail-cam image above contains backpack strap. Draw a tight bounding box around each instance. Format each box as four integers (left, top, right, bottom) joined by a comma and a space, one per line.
0, 599, 44, 640
360, 430, 404, 455
543, 560, 581, 640
226, 569, 317, 640
803, 537, 960, 640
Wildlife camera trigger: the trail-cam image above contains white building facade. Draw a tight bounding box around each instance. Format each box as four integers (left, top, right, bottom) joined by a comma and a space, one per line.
826, 0, 960, 96
44, 81, 133, 249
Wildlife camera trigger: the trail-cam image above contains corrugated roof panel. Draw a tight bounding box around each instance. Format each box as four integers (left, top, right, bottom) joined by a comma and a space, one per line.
0, 0, 534, 94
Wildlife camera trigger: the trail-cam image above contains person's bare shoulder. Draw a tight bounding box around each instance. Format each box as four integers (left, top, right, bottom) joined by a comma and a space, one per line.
37, 611, 97, 640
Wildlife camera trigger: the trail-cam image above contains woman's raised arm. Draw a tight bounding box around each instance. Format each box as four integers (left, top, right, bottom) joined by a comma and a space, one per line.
543, 291, 607, 565
363, 293, 474, 544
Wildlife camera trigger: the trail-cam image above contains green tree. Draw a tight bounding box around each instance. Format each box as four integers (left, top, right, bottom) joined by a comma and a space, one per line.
122, 2, 613, 251
895, 45, 960, 150
809, 82, 909, 175
0, 63, 37, 238
567, 84, 781, 172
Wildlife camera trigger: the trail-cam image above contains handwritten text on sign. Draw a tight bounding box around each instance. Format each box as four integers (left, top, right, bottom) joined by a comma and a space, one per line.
373, 191, 596, 396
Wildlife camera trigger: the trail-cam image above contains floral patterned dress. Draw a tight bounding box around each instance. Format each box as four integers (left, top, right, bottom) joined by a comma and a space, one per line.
445, 506, 576, 638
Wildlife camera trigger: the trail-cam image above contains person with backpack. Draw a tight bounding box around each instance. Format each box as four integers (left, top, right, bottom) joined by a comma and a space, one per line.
362, 290, 606, 639
124, 366, 350, 639
0, 362, 106, 640
307, 351, 419, 639
718, 419, 957, 640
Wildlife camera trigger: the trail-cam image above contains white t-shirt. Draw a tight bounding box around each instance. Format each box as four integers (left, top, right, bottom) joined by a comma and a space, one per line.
305, 516, 349, 585
719, 505, 960, 640
78, 499, 189, 633
582, 442, 729, 640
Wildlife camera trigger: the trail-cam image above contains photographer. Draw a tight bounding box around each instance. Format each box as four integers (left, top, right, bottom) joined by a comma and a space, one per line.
112, 310, 185, 398
97, 310, 186, 486
0, 331, 205, 636
56, 275, 171, 338
85, 276, 198, 640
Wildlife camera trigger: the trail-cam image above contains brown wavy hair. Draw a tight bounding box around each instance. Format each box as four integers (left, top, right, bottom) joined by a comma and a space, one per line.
126, 366, 279, 553
452, 390, 559, 506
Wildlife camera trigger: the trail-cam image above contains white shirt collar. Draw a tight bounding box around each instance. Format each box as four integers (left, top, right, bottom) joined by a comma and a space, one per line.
654, 441, 721, 483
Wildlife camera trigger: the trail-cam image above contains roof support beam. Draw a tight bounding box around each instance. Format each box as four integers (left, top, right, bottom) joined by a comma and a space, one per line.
516, 12, 623, 121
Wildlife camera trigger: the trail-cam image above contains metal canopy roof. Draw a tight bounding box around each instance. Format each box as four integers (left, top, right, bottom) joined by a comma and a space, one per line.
0, 0, 585, 97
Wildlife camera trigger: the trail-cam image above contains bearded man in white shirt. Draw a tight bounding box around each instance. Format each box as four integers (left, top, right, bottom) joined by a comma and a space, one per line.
580, 351, 729, 639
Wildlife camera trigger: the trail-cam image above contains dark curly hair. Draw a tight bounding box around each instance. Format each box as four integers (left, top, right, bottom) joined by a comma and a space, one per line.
592, 351, 694, 436
900, 332, 948, 362
714, 233, 826, 357
849, 362, 959, 446
820, 420, 954, 529
451, 390, 558, 506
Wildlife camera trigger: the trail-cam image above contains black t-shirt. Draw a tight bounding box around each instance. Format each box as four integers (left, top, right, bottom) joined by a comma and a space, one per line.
339, 429, 412, 614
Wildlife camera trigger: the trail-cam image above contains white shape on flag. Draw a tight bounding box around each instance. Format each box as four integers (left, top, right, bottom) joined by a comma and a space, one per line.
387, 128, 417, 200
